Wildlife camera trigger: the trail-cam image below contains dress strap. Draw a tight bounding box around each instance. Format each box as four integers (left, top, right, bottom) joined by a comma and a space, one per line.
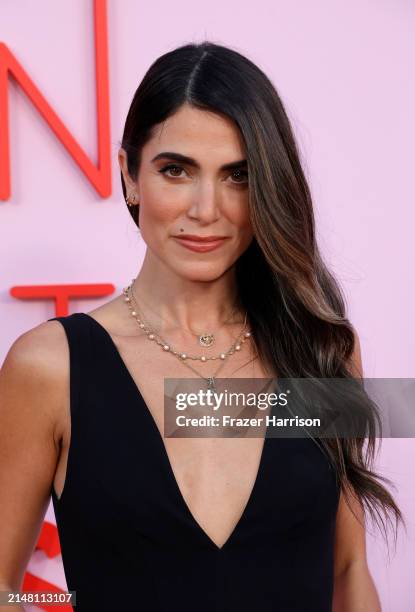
47, 313, 91, 418
47, 312, 92, 503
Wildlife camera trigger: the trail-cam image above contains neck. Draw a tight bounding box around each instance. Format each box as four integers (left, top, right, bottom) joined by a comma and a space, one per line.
130, 256, 244, 335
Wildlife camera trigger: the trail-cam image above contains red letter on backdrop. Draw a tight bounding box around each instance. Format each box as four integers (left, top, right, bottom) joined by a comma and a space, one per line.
2, 2, 112, 603
0, 0, 111, 200
10, 283, 115, 317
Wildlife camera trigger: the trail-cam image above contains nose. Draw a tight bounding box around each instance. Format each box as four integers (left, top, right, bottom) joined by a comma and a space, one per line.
186, 183, 220, 225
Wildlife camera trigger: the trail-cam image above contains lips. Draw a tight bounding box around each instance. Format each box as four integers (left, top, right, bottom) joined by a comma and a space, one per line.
173, 236, 229, 253
174, 234, 228, 242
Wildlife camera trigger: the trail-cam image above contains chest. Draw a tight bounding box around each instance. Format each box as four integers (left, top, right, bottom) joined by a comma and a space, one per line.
105, 337, 273, 548
55, 324, 340, 552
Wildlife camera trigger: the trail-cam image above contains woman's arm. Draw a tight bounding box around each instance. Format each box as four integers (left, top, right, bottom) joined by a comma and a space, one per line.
332, 489, 381, 611
0, 322, 65, 609
332, 328, 381, 611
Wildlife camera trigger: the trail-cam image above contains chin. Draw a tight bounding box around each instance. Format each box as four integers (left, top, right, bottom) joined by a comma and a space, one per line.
173, 261, 232, 282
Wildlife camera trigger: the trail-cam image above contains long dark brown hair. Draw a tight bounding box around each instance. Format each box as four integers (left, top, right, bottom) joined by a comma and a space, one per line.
119, 41, 405, 552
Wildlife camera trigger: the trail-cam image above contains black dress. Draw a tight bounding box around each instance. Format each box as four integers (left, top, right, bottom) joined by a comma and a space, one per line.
48, 312, 340, 611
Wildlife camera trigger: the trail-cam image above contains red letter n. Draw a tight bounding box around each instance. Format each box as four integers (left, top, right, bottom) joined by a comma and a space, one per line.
0, 0, 111, 200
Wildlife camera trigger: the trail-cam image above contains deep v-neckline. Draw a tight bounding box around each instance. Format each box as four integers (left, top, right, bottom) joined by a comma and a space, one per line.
81, 312, 269, 551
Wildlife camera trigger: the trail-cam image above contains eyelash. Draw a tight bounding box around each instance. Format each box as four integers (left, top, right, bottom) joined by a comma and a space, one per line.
158, 164, 249, 184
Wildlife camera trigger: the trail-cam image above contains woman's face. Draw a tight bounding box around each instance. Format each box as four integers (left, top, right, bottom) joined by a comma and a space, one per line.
119, 103, 254, 282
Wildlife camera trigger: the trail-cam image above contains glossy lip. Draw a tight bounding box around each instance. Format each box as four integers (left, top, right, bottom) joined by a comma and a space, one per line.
173, 236, 228, 252
173, 234, 228, 242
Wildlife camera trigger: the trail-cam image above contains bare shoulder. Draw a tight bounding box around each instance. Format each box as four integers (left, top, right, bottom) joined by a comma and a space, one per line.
0, 319, 70, 443
2, 318, 69, 377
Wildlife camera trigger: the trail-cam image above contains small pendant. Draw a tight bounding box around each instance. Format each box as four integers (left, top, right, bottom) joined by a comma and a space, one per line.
207, 376, 216, 392
199, 333, 214, 347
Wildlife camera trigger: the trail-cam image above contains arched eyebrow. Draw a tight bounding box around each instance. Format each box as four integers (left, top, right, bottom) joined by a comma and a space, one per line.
151, 152, 247, 171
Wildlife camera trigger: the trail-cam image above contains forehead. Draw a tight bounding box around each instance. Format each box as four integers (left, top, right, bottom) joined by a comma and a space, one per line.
143, 104, 246, 161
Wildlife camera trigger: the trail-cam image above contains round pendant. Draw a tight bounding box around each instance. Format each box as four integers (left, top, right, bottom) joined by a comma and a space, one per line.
199, 333, 214, 347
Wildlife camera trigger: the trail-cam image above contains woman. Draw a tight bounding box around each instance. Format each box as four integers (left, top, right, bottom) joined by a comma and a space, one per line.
0, 41, 404, 611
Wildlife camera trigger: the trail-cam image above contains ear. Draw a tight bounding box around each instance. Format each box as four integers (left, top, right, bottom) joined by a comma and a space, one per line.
118, 148, 138, 194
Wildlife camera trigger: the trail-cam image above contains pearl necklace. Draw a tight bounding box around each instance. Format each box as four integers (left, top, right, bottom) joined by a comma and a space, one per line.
130, 280, 239, 349
123, 284, 251, 364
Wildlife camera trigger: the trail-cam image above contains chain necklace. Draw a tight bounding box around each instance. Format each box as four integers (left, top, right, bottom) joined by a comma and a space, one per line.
171, 347, 229, 392
123, 284, 251, 362
130, 279, 239, 348
122, 284, 252, 391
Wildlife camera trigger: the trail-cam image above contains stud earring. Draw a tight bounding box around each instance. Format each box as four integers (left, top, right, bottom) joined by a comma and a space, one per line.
126, 193, 139, 207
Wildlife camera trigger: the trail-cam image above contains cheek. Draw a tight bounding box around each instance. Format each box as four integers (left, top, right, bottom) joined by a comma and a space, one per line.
226, 196, 252, 233
140, 185, 185, 225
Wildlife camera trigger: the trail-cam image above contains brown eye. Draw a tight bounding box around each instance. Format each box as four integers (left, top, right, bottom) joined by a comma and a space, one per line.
158, 164, 185, 178
230, 169, 249, 184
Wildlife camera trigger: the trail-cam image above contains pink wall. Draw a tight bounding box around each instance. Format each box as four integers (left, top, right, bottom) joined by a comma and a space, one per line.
1, 0, 414, 609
